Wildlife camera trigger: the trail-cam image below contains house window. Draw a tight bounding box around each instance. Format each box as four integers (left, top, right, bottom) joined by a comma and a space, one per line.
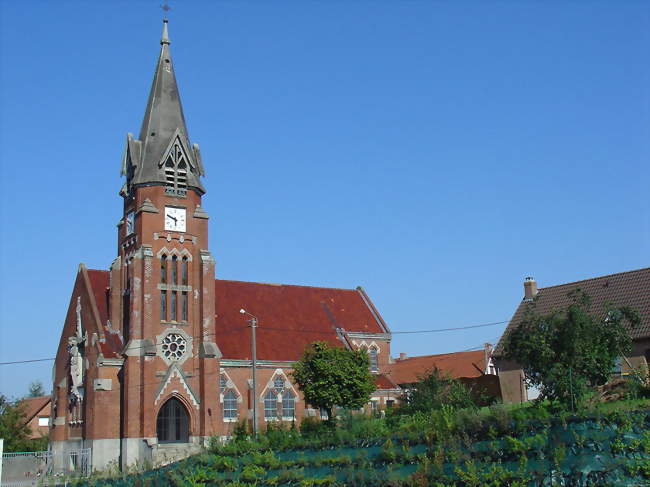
223, 390, 238, 419
38, 417, 49, 427
264, 390, 278, 420
369, 347, 378, 372
386, 399, 394, 409
274, 376, 285, 392
282, 390, 296, 419
613, 357, 623, 375
370, 400, 378, 413
220, 374, 227, 393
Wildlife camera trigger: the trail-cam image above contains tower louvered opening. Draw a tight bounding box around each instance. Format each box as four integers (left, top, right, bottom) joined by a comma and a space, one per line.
163, 140, 191, 197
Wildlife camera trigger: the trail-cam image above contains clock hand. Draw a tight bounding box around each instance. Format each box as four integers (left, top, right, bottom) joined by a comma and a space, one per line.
168, 215, 177, 223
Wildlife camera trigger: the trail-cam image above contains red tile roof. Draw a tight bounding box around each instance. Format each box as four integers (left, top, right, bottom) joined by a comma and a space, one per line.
18, 396, 50, 424
86, 269, 123, 358
215, 279, 387, 361
374, 374, 399, 390
495, 267, 650, 356
85, 273, 387, 362
384, 350, 487, 385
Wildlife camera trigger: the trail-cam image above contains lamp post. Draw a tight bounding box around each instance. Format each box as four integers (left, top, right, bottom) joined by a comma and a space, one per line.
240, 308, 258, 436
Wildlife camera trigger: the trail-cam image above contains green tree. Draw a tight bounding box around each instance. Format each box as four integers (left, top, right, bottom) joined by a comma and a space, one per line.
27, 380, 46, 398
503, 290, 640, 408
397, 368, 477, 416
0, 394, 34, 452
291, 341, 376, 422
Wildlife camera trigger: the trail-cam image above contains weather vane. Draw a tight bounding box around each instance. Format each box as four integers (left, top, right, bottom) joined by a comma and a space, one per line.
161, 1, 171, 20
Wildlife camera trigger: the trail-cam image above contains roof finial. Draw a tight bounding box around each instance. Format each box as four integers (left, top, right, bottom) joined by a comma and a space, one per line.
161, 2, 171, 45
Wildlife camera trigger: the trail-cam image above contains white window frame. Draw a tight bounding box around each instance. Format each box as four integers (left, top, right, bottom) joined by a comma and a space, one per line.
223, 390, 239, 422
281, 390, 296, 420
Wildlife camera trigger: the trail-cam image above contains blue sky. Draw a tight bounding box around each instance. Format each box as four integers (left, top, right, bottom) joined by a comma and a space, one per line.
0, 1, 648, 398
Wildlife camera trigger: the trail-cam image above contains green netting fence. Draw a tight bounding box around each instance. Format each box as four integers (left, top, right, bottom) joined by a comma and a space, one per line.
71, 409, 650, 487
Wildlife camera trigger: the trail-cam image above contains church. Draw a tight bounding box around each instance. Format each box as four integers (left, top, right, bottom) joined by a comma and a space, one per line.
49, 20, 400, 470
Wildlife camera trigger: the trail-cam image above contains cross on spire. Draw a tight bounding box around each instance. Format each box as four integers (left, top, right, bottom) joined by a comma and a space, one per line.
161, 1, 171, 20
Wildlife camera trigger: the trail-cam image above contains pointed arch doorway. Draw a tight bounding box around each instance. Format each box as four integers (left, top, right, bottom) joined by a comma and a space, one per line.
156, 397, 190, 443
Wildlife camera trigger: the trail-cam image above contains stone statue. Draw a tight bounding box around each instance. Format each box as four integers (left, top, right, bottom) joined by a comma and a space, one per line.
68, 297, 87, 404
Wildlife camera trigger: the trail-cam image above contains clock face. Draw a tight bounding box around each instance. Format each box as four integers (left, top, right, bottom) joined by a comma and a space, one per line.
165, 207, 186, 232
126, 211, 135, 235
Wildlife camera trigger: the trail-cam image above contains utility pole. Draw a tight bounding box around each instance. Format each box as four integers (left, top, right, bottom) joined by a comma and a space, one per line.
240, 309, 259, 436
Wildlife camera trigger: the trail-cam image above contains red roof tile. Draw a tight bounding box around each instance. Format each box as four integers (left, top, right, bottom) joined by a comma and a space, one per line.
84, 272, 386, 362
495, 267, 650, 356
374, 374, 399, 390
87, 269, 110, 326
18, 396, 51, 424
86, 269, 123, 358
215, 279, 386, 361
385, 350, 487, 385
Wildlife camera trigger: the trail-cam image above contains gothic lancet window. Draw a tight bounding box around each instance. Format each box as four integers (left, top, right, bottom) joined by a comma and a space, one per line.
264, 390, 278, 419
181, 257, 188, 285
171, 256, 178, 284
282, 390, 296, 419
223, 390, 238, 419
181, 291, 188, 321
171, 291, 177, 321
369, 347, 378, 373
161, 290, 167, 321
161, 255, 167, 283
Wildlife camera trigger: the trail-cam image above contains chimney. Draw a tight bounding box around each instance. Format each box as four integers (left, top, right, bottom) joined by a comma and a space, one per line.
523, 276, 538, 301
398, 353, 407, 361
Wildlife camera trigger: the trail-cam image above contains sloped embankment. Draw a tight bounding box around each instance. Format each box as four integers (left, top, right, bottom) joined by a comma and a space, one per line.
94, 409, 650, 486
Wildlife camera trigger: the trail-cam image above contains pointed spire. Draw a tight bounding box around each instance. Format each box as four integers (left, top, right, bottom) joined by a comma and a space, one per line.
128, 19, 204, 194
161, 19, 170, 45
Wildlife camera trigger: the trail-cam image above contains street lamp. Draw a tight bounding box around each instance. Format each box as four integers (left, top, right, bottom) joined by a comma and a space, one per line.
240, 308, 258, 436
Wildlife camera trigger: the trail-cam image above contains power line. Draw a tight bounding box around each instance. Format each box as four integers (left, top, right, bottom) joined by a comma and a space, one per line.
0, 358, 56, 365
0, 319, 509, 366
391, 320, 508, 334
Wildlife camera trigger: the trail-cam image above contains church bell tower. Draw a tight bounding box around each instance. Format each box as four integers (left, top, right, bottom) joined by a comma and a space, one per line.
110, 19, 220, 466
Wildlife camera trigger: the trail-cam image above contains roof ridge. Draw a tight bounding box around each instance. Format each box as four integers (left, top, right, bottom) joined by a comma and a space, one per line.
539, 267, 650, 292
215, 278, 358, 292
396, 349, 483, 361
86, 268, 109, 274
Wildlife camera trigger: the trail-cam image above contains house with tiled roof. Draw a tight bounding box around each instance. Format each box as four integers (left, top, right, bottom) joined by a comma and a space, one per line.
50, 20, 401, 471
494, 268, 650, 403
384, 348, 501, 402
18, 396, 51, 439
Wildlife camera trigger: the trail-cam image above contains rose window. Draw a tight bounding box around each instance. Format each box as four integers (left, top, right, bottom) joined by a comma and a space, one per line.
162, 333, 187, 360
